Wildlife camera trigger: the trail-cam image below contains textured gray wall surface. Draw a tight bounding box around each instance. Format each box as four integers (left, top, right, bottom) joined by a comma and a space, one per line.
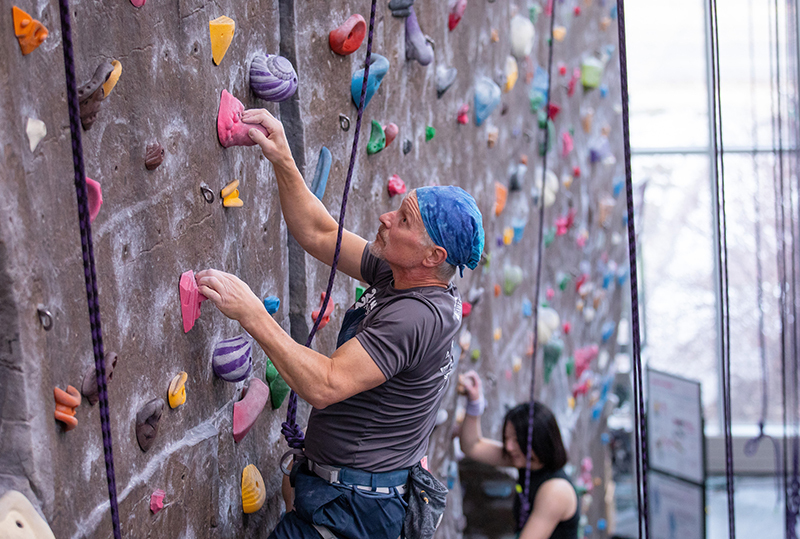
1, 0, 627, 538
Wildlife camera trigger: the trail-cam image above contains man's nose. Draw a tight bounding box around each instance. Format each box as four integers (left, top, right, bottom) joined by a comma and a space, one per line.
379, 212, 393, 228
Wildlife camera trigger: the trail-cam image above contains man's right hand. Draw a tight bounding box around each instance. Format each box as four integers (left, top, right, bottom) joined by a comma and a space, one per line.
242, 108, 293, 168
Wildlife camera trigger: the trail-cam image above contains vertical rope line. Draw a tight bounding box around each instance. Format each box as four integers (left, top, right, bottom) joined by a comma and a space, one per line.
615, 0, 649, 536
56, 0, 121, 537
519, 0, 557, 529
707, 0, 736, 534
281, 0, 378, 449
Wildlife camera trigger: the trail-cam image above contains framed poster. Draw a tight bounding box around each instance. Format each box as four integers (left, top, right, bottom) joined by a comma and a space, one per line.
647, 471, 705, 539
647, 368, 705, 484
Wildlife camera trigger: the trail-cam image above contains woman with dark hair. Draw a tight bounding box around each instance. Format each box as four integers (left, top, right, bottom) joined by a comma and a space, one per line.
458, 371, 580, 539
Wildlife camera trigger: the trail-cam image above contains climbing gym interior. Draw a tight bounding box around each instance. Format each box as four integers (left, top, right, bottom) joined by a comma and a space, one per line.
1, 0, 798, 538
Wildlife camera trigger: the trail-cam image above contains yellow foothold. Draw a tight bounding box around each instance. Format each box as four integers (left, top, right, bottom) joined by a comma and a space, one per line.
503, 56, 518, 93
568, 396, 576, 409
242, 464, 266, 513
223, 190, 243, 207
168, 371, 188, 409
503, 227, 514, 245
209, 15, 235, 65
220, 179, 239, 199
493, 328, 502, 341
553, 25, 567, 42
102, 60, 122, 97
512, 356, 522, 373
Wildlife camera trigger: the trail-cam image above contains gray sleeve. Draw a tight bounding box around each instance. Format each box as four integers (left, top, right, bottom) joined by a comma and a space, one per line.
355, 298, 438, 379
360, 242, 392, 286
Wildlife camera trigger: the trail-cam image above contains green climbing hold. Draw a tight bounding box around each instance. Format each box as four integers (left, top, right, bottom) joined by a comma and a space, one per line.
265, 359, 291, 409
503, 265, 523, 296
565, 356, 575, 376
367, 120, 386, 155
543, 339, 564, 384
470, 349, 481, 361
355, 285, 366, 302
425, 126, 436, 141
557, 272, 571, 291
544, 227, 556, 247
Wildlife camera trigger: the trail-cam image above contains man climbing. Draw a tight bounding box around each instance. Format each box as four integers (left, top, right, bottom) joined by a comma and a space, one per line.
196, 108, 484, 539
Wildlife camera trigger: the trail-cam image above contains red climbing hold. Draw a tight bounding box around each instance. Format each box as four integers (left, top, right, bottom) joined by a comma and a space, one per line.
329, 14, 366, 56
461, 301, 472, 318
388, 174, 406, 197
457, 103, 470, 124
150, 490, 165, 513
448, 0, 467, 31
384, 123, 399, 147
311, 293, 335, 330
233, 379, 270, 443
547, 103, 561, 120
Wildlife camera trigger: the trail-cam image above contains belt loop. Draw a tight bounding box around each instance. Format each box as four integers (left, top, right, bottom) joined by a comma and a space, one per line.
371, 473, 378, 492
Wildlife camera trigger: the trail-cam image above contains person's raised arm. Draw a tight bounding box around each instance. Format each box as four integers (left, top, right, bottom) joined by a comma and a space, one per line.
242, 108, 366, 281
458, 371, 514, 467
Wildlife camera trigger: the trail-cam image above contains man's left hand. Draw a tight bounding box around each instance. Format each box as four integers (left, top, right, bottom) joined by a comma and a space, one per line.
196, 269, 263, 325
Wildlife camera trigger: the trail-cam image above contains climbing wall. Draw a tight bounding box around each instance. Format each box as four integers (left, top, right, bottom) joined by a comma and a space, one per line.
0, 0, 626, 538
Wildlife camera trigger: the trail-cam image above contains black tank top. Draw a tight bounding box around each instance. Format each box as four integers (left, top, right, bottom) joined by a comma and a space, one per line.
512, 467, 580, 539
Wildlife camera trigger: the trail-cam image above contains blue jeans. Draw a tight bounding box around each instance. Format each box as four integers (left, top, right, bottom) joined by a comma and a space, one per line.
269, 464, 408, 539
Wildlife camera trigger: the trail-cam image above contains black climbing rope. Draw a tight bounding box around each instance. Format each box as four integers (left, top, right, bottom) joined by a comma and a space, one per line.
56, 0, 122, 537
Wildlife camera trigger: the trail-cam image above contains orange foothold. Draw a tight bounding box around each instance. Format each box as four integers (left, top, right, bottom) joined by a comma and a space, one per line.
168, 371, 188, 409
494, 284, 501, 297
54, 385, 81, 431
311, 293, 335, 330
494, 182, 508, 216
13, 6, 48, 55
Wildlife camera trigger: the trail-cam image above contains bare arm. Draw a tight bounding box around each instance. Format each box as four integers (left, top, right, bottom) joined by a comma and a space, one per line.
458, 371, 514, 467
242, 109, 367, 281
196, 269, 385, 409
519, 479, 578, 539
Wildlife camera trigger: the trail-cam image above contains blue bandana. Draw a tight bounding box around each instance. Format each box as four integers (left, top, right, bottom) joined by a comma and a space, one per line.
417, 186, 485, 277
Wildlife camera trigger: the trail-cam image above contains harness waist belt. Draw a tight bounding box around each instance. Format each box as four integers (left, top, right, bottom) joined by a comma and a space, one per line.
306, 459, 408, 495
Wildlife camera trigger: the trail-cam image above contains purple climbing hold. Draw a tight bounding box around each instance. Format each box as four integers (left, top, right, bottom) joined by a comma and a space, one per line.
249, 54, 298, 102
212, 334, 253, 382
405, 7, 434, 66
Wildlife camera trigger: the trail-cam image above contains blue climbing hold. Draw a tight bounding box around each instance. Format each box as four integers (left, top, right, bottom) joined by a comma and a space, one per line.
264, 296, 281, 315
613, 176, 624, 197
310, 147, 332, 200
601, 321, 615, 342
522, 298, 533, 318
598, 519, 608, 531
474, 76, 502, 126
351, 54, 390, 109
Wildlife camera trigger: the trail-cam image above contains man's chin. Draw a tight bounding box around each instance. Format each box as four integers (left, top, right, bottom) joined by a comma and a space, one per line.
368, 241, 385, 260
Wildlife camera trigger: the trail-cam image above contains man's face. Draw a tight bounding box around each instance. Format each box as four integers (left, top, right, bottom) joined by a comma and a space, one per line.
369, 194, 431, 268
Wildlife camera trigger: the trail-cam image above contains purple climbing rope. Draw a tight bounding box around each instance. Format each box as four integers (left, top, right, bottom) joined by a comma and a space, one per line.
281, 0, 378, 449
615, 0, 650, 537
518, 1, 558, 530
56, 1, 122, 537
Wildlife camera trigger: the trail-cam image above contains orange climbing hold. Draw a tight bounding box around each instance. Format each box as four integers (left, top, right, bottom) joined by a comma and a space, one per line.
311, 293, 335, 330
12, 6, 48, 56
54, 385, 81, 431
494, 182, 508, 216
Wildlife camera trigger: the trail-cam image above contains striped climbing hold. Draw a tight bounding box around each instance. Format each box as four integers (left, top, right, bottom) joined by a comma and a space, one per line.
212, 335, 252, 382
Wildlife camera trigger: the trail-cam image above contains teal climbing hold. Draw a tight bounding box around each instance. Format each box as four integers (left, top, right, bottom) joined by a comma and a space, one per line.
351, 54, 389, 109
367, 120, 386, 154
474, 77, 501, 126
263, 296, 280, 315
543, 338, 564, 383
310, 147, 332, 200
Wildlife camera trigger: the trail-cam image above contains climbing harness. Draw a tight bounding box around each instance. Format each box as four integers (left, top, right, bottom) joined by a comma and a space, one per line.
281, 0, 378, 450
518, 0, 558, 529
615, 1, 649, 537
56, 0, 121, 537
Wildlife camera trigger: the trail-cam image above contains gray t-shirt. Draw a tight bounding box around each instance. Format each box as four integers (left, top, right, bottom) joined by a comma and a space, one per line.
303, 245, 462, 472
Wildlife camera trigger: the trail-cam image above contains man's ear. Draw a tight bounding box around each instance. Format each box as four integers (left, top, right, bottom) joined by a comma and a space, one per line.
423, 246, 448, 268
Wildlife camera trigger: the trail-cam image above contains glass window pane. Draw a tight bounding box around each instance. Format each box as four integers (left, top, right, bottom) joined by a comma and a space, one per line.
626, 0, 708, 149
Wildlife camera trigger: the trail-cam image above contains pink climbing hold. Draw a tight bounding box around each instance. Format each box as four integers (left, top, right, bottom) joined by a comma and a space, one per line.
457, 103, 469, 124
555, 208, 577, 236
311, 293, 335, 330
85, 177, 103, 223
233, 379, 270, 443
179, 270, 206, 333
546, 288, 555, 300
387, 174, 406, 197
131, 0, 146, 6
217, 90, 269, 148
461, 301, 472, 318
568, 68, 580, 97
448, 0, 467, 31
574, 344, 599, 378
561, 132, 573, 157
150, 489, 165, 513
384, 123, 399, 147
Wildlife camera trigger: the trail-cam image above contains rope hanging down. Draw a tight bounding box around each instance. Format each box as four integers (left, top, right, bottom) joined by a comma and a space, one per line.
707, 0, 737, 534
615, 0, 650, 537
518, 2, 557, 529
281, 0, 378, 449
57, 0, 122, 537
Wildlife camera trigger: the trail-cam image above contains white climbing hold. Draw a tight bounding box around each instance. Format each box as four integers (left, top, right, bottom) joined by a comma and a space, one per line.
26, 117, 46, 152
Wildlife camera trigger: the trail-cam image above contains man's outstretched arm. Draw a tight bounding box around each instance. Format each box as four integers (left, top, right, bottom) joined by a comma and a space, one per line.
243, 108, 366, 281
196, 269, 385, 409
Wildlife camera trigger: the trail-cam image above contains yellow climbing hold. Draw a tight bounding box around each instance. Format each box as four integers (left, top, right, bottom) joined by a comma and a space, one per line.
493, 328, 502, 341
553, 25, 567, 42
221, 179, 243, 207
503, 227, 514, 245
168, 371, 188, 409
568, 396, 576, 410
209, 16, 235, 65
102, 60, 122, 97
503, 56, 518, 93
242, 464, 266, 513
220, 179, 239, 199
